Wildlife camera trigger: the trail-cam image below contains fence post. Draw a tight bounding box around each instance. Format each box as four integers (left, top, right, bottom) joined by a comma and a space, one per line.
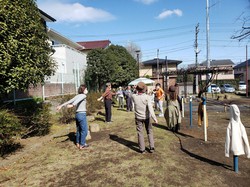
181, 96, 184, 118
42, 84, 45, 101
189, 96, 193, 128
202, 97, 207, 141
233, 155, 239, 173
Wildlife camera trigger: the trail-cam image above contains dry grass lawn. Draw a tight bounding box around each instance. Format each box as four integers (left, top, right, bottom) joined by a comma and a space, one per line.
1, 99, 250, 186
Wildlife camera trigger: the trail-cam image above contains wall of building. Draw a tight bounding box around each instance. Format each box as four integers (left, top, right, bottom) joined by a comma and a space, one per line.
178, 82, 194, 96
48, 44, 87, 87
234, 66, 250, 81
201, 73, 234, 80
139, 66, 152, 77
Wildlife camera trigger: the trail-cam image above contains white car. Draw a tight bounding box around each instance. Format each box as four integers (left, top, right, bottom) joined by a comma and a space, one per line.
238, 81, 246, 91
235, 81, 246, 95
220, 84, 235, 93
211, 84, 221, 93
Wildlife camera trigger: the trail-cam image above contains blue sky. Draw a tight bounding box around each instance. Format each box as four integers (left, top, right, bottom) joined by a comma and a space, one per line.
37, 0, 250, 67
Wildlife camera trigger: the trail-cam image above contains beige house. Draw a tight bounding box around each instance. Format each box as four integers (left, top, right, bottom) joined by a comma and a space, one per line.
140, 58, 182, 92
234, 59, 250, 82
200, 59, 235, 81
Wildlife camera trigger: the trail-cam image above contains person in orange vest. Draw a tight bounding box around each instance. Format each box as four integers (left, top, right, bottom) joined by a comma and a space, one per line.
154, 83, 165, 117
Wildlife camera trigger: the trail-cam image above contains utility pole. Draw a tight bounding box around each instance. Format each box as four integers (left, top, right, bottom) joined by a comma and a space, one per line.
246, 45, 248, 97
135, 50, 140, 77
165, 56, 168, 92
157, 49, 159, 82
194, 23, 200, 94
206, 0, 211, 93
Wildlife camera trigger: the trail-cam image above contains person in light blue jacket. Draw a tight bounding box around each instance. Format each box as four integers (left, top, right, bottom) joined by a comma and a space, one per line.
57, 84, 89, 150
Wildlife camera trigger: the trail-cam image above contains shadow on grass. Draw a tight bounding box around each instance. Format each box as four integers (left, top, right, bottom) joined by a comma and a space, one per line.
96, 111, 105, 116
117, 108, 127, 111
1, 143, 23, 158
54, 132, 76, 144
152, 123, 168, 130
109, 134, 140, 153
174, 133, 232, 170
175, 131, 195, 138
94, 117, 105, 122
153, 123, 194, 138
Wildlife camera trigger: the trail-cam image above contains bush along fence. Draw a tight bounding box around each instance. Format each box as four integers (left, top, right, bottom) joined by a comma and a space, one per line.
0, 98, 52, 156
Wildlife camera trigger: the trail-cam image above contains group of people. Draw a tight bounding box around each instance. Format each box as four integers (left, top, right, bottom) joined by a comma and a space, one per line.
115, 85, 134, 112
57, 82, 182, 153
130, 82, 182, 153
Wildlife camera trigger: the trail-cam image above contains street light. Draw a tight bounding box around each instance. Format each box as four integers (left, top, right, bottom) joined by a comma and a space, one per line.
135, 50, 140, 77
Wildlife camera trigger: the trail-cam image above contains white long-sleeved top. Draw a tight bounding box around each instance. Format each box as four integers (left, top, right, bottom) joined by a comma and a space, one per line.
225, 104, 250, 158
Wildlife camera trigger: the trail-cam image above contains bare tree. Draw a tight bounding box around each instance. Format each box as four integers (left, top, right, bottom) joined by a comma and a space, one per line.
231, 1, 250, 41
124, 41, 141, 60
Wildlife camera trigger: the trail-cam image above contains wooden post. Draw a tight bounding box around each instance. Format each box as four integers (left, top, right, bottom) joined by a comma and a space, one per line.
202, 97, 207, 141
182, 97, 184, 118
189, 96, 193, 128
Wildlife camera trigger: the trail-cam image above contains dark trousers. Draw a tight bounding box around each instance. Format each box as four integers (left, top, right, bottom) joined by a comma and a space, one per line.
104, 99, 112, 122
126, 97, 133, 111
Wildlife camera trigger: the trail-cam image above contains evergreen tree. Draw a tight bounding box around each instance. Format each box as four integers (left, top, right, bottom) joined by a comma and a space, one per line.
0, 0, 56, 94
85, 45, 138, 91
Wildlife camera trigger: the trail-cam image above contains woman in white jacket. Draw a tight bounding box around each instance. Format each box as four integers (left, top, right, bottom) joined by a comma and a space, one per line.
225, 104, 250, 158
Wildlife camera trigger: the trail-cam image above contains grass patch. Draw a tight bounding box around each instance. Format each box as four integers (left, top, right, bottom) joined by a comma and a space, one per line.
1, 102, 249, 186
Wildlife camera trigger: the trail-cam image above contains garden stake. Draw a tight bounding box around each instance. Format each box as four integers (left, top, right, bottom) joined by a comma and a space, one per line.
189, 96, 193, 128
181, 96, 184, 118
202, 97, 207, 141
233, 155, 239, 173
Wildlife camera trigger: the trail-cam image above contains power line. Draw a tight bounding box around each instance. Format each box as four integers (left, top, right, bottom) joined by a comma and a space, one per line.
69, 24, 196, 38
113, 30, 194, 44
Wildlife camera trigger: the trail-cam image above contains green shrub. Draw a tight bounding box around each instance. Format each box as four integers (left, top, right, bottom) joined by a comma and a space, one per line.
0, 109, 22, 154
24, 102, 52, 136
57, 92, 103, 124
86, 92, 103, 115
13, 98, 52, 137
58, 94, 76, 124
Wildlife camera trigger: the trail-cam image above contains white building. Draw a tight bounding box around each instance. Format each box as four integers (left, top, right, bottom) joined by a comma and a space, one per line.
46, 28, 87, 95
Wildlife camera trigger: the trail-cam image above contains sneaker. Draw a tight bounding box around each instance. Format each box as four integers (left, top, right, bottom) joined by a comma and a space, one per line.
149, 147, 155, 153
158, 114, 164, 117
79, 144, 89, 149
84, 144, 89, 148
140, 150, 146, 154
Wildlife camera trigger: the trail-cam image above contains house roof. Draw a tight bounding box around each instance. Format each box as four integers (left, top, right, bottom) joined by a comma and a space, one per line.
142, 58, 182, 66
39, 9, 56, 22
200, 59, 234, 66
77, 40, 111, 50
47, 28, 84, 50
234, 59, 250, 69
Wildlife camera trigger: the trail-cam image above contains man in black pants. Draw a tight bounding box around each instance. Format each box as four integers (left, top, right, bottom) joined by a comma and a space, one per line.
124, 85, 133, 112
97, 83, 116, 123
